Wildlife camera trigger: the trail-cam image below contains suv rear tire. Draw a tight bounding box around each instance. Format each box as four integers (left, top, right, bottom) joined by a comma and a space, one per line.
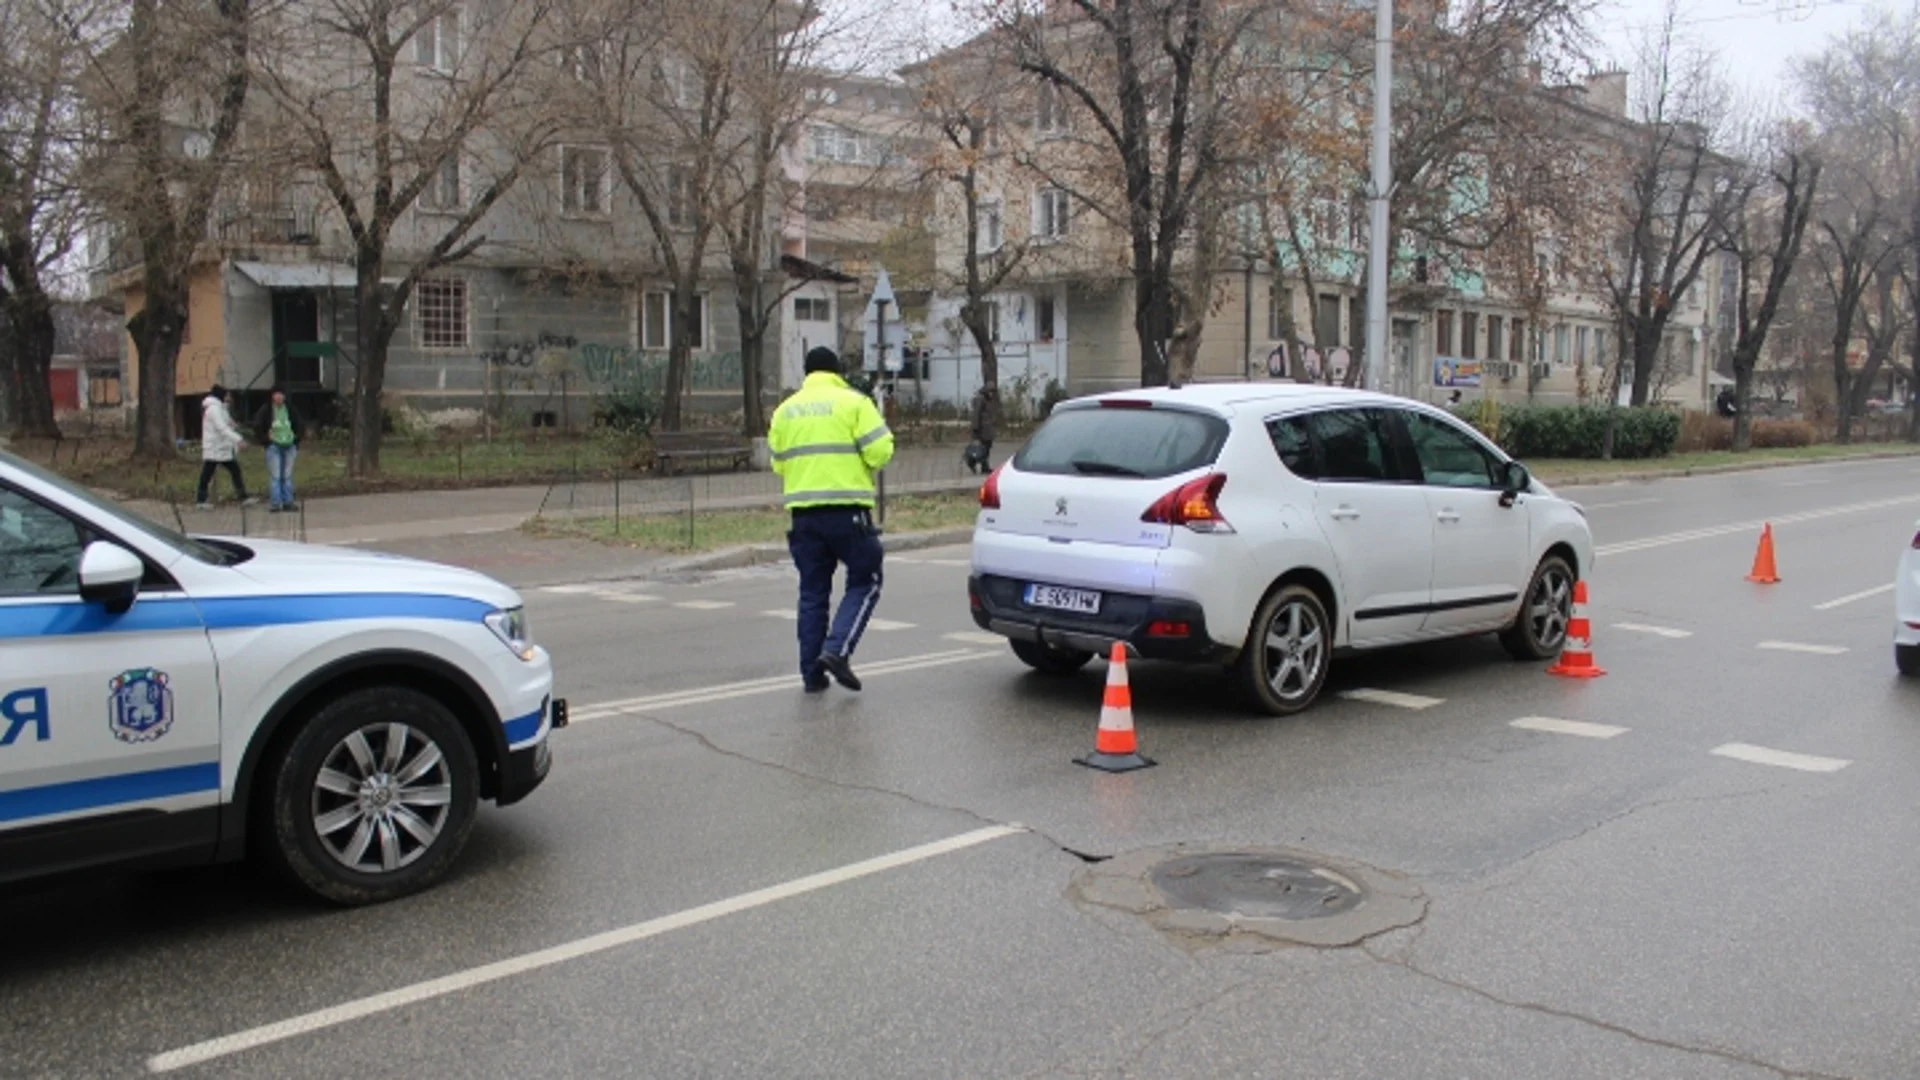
264, 686, 480, 906
1501, 555, 1576, 662
1010, 638, 1095, 675
1236, 585, 1331, 716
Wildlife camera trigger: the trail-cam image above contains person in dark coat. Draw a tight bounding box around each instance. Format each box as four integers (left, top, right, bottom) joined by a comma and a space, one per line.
966, 384, 999, 474
251, 387, 306, 512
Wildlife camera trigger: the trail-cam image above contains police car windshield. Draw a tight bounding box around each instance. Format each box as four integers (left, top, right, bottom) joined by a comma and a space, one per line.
2, 451, 230, 564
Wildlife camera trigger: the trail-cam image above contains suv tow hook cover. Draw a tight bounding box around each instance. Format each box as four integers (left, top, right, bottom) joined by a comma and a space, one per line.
551, 698, 570, 730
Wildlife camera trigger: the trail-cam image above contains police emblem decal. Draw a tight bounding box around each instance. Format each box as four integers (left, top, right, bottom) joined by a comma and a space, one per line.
1055, 497, 1069, 516
108, 668, 174, 744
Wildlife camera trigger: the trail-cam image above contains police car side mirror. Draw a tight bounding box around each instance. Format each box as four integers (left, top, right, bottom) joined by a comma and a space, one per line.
1499, 461, 1530, 508
78, 541, 143, 614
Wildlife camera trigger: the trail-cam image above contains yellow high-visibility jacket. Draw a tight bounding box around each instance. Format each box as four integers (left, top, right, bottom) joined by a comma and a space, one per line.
768, 372, 896, 508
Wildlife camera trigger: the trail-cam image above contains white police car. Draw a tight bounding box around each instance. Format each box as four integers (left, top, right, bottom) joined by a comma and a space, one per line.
0, 449, 562, 905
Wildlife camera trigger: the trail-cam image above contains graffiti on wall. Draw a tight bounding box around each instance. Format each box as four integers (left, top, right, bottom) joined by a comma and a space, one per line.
478, 334, 742, 391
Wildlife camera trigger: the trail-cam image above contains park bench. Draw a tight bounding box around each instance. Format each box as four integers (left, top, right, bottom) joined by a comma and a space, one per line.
651, 430, 755, 475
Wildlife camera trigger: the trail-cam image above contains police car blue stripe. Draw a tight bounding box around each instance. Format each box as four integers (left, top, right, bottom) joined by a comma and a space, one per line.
0, 761, 220, 824
503, 705, 545, 747
0, 593, 498, 640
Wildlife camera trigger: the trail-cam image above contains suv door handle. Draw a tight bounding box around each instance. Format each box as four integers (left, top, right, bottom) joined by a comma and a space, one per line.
1436, 510, 1462, 524
1329, 506, 1361, 521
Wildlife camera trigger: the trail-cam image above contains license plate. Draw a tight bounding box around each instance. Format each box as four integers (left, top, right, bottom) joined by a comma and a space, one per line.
1024, 583, 1102, 614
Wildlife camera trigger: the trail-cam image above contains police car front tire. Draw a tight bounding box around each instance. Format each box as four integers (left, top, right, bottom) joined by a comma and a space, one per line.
265, 687, 480, 906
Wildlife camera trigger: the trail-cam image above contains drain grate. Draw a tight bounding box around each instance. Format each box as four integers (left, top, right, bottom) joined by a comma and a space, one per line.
1150, 853, 1363, 921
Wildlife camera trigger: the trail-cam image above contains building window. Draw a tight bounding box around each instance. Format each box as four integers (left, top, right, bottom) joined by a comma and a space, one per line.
1317, 294, 1342, 348
641, 291, 705, 350
667, 166, 691, 228
1509, 318, 1525, 362
985, 300, 1001, 343
978, 198, 1003, 252
561, 146, 609, 216
1461, 313, 1478, 360
1349, 300, 1364, 357
1487, 316, 1504, 364
1036, 296, 1056, 342
414, 7, 461, 73
808, 125, 891, 165
570, 43, 601, 82
415, 279, 468, 350
419, 153, 462, 212
657, 58, 696, 109
1036, 81, 1067, 134
1575, 326, 1590, 368
1435, 309, 1454, 355
1554, 324, 1571, 366
1267, 285, 1288, 341
1035, 188, 1070, 240
1595, 328, 1610, 366
794, 297, 830, 322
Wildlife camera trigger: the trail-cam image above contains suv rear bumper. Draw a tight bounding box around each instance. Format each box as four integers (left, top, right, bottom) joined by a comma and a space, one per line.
969, 574, 1236, 663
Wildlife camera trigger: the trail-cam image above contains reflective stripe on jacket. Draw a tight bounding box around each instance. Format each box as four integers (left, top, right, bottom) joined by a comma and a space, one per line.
768, 372, 896, 508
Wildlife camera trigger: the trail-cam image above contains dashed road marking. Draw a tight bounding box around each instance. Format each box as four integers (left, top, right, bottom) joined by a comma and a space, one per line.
672, 600, 736, 611
539, 584, 661, 605
1613, 622, 1693, 639
1597, 494, 1920, 557
761, 609, 798, 620
1711, 743, 1851, 773
1814, 583, 1895, 611
1510, 716, 1629, 739
1339, 688, 1444, 710
867, 618, 917, 631
945, 632, 1006, 646
1583, 497, 1661, 509
145, 825, 1027, 1073
566, 649, 993, 720
921, 558, 973, 567
1758, 641, 1850, 655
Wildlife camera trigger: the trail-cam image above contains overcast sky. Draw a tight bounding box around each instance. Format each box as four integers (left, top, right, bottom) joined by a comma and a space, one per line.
1590, 0, 1897, 109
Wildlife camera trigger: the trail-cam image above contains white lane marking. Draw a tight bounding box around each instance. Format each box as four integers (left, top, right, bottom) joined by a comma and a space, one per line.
1711, 743, 1851, 773
922, 558, 974, 567
1778, 479, 1828, 488
539, 584, 599, 594
1758, 641, 1850, 655
539, 585, 660, 605
146, 825, 1026, 1073
1339, 688, 1444, 710
1511, 716, 1629, 739
761, 609, 798, 620
1613, 622, 1693, 639
672, 600, 736, 611
1597, 494, 1920, 557
1814, 583, 1895, 611
567, 649, 992, 721
945, 631, 1006, 646
867, 618, 916, 631
606, 594, 661, 605
1583, 498, 1662, 509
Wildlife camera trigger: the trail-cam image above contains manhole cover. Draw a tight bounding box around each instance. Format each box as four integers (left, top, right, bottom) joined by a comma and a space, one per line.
1150, 853, 1363, 920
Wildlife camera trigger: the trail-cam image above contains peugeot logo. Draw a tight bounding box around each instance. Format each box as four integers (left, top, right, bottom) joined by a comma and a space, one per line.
1055, 497, 1069, 516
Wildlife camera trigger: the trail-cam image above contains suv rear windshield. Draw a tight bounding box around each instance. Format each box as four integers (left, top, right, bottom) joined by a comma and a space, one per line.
1014, 405, 1229, 480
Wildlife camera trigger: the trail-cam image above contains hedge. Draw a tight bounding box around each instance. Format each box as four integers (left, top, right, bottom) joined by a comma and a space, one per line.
1451, 402, 1681, 460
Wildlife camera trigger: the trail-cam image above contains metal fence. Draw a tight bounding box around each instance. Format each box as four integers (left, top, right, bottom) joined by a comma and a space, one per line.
530, 441, 995, 537
129, 498, 310, 543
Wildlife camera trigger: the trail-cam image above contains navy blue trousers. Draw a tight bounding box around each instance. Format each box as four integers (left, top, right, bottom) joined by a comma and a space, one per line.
788, 506, 885, 685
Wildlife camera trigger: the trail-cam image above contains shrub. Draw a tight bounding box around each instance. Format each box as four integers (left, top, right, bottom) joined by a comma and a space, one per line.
1457, 404, 1680, 460
1749, 419, 1814, 449
595, 382, 659, 436
1677, 411, 1734, 453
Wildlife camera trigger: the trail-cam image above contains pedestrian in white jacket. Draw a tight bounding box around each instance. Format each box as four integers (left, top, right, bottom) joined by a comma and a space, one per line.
197, 384, 253, 508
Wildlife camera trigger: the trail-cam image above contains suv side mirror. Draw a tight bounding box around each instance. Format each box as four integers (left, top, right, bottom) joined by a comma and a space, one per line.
78, 541, 143, 614
1500, 461, 1531, 507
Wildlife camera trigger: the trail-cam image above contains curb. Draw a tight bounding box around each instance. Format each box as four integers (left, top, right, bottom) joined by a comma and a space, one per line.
648, 525, 977, 576
1546, 447, 1920, 489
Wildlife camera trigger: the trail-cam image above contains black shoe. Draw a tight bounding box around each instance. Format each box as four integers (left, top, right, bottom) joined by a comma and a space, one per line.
803, 679, 830, 694
816, 654, 862, 692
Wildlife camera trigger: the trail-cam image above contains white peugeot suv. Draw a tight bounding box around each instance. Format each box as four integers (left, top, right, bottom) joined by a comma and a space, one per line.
968, 384, 1594, 714
0, 449, 563, 904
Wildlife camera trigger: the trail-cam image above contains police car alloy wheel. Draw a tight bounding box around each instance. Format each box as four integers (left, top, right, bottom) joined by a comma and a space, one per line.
267, 687, 479, 905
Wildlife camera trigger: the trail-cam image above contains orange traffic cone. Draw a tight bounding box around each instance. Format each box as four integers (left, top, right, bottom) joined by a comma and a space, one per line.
1076, 643, 1156, 773
1746, 523, 1781, 584
1546, 581, 1607, 679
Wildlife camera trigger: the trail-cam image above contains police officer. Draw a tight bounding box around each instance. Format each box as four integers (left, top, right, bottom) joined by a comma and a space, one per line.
770, 347, 897, 692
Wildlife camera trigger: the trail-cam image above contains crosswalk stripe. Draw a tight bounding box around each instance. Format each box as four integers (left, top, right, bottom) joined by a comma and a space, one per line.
1711, 743, 1850, 773
673, 600, 736, 611
1510, 717, 1629, 739
1339, 689, 1443, 710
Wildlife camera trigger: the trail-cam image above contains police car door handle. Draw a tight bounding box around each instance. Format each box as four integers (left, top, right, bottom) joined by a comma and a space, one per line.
1436, 509, 1461, 524
1329, 506, 1361, 521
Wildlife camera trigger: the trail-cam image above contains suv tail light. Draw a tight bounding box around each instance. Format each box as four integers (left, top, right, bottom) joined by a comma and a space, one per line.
1910, 529, 1920, 550
980, 464, 1004, 510
1143, 473, 1233, 533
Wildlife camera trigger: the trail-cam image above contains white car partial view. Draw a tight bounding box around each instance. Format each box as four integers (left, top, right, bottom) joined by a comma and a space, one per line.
0, 450, 563, 905
968, 383, 1595, 714
1896, 521, 1920, 676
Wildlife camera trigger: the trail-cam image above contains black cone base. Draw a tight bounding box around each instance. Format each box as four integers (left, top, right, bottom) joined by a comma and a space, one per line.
1075, 751, 1157, 773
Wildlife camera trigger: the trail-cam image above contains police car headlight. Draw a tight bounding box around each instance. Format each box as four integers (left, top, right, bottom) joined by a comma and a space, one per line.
485, 607, 537, 662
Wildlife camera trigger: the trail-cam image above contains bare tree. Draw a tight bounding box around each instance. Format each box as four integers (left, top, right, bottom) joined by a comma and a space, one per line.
253, 0, 556, 475
78, 0, 254, 458
1725, 138, 1819, 450
1602, 7, 1748, 407
0, 0, 87, 439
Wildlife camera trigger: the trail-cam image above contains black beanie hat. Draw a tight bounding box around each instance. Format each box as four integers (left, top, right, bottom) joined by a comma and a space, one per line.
804, 346, 841, 374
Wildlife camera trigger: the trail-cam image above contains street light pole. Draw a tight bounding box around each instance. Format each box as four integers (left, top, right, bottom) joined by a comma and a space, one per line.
1364, 0, 1394, 394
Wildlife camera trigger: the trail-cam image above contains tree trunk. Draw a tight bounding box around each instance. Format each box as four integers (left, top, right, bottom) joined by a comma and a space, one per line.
961, 300, 998, 397
1134, 273, 1172, 387
2, 288, 59, 439
1731, 364, 1755, 451
349, 247, 394, 476
1629, 320, 1659, 406
128, 268, 188, 459
660, 273, 699, 432
734, 278, 767, 436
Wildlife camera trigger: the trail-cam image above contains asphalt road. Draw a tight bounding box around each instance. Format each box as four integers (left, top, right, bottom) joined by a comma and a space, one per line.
8, 456, 1920, 1079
